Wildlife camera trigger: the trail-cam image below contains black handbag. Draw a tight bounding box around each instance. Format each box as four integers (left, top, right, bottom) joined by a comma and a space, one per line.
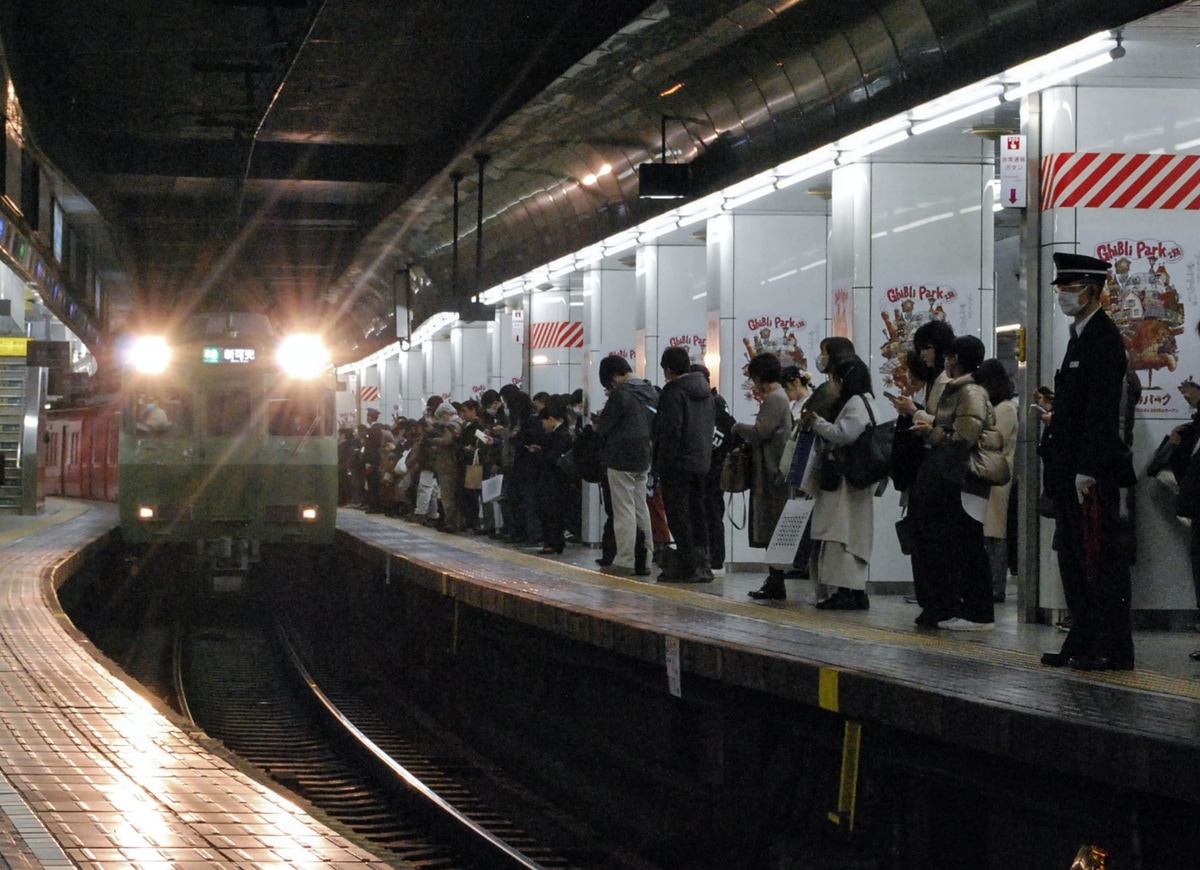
843, 402, 894, 489
895, 512, 917, 555
1146, 433, 1177, 478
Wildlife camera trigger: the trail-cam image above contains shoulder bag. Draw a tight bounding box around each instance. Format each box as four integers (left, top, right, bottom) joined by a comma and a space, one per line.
720, 445, 751, 493
843, 400, 894, 490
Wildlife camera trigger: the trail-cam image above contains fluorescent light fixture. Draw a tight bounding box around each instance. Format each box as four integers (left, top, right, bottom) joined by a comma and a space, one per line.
676, 194, 724, 228
531, 354, 549, 364
1005, 52, 1113, 100
838, 129, 911, 164
410, 310, 459, 347
723, 179, 777, 211
639, 214, 679, 243
603, 231, 639, 257
776, 157, 837, 190
837, 116, 911, 153
995, 323, 1023, 333
911, 96, 1002, 136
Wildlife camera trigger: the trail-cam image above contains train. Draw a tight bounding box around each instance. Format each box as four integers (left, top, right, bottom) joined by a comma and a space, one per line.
114, 312, 338, 588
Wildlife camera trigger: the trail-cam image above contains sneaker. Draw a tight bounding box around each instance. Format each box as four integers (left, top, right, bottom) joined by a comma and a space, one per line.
937, 617, 994, 631
600, 564, 634, 577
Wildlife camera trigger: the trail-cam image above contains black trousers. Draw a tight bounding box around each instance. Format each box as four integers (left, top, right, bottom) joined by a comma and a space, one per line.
910, 476, 994, 624
1051, 478, 1134, 662
660, 470, 708, 554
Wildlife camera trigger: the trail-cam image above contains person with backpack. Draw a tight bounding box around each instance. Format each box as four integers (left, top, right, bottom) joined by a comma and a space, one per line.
595, 355, 657, 577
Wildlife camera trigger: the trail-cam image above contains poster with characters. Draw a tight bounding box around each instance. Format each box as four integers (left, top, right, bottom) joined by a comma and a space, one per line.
737, 314, 817, 401
1091, 237, 1190, 419
875, 282, 974, 397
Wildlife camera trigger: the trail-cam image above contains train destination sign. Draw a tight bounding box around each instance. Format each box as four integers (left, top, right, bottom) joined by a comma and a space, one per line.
202, 346, 257, 364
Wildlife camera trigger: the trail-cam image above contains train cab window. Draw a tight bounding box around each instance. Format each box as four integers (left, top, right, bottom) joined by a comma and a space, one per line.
134, 393, 192, 438
206, 389, 255, 437
267, 390, 333, 437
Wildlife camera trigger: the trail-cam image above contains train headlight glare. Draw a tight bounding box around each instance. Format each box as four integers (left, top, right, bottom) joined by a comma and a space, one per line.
277, 334, 331, 378
301, 506, 318, 521
129, 337, 172, 374
137, 506, 156, 520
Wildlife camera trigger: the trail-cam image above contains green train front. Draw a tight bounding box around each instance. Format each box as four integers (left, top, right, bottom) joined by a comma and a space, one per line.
118, 314, 338, 570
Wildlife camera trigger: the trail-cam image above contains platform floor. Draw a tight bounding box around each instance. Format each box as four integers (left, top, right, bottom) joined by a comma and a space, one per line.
337, 509, 1200, 809
0, 500, 393, 869
345, 509, 1200, 681
3, 500, 1200, 868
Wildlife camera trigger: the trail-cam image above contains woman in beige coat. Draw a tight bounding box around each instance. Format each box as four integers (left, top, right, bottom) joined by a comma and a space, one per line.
736, 353, 794, 600
973, 359, 1018, 603
801, 355, 876, 610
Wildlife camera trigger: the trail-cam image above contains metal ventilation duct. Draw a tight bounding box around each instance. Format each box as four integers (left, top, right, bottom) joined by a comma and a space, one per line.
343, 0, 1179, 326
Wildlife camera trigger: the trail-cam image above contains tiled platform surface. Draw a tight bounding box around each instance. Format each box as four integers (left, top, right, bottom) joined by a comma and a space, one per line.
339, 510, 1200, 808
0, 500, 393, 869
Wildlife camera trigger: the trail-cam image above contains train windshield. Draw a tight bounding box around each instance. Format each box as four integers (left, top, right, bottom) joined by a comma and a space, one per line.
133, 392, 192, 438
206, 388, 255, 437
266, 388, 333, 437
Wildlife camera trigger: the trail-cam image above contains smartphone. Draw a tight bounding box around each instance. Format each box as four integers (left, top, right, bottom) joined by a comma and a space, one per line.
883, 390, 899, 402
1030, 404, 1044, 414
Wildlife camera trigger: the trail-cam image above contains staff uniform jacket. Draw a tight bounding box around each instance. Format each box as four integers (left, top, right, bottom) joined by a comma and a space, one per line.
805, 394, 875, 562
1045, 307, 1129, 491
595, 377, 657, 472
733, 384, 792, 548
653, 371, 716, 476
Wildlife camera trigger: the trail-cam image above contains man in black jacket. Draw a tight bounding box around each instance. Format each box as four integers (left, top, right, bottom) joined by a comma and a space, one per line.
1040, 252, 1135, 671
653, 346, 716, 582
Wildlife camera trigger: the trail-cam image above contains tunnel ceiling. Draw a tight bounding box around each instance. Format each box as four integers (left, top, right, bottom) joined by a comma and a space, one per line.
0, 0, 1188, 359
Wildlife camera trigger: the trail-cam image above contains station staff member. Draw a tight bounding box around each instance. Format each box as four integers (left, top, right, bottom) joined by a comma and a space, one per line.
1040, 252, 1136, 672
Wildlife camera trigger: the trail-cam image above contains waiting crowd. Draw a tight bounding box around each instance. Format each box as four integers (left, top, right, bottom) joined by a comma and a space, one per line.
339, 328, 1020, 618
340, 252, 1200, 671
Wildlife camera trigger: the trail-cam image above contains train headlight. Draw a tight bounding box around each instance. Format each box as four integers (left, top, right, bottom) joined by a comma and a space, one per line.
277, 334, 331, 379
137, 506, 156, 520
300, 506, 318, 521
129, 336, 172, 374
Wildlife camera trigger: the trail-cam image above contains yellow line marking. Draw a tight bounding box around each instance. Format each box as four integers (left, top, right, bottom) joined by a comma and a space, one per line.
819, 668, 839, 712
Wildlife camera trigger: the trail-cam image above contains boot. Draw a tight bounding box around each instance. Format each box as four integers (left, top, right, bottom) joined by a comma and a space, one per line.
658, 547, 684, 581
748, 569, 786, 600
692, 547, 714, 583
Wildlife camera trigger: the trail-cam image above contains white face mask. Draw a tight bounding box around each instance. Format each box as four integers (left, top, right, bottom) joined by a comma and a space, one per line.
1057, 289, 1085, 317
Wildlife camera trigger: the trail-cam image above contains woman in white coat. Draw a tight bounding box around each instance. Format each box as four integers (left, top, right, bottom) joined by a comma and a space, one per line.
801, 354, 876, 610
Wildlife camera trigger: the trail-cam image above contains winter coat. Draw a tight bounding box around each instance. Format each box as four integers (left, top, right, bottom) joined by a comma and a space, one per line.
653, 371, 716, 476
806, 394, 876, 562
733, 384, 792, 548
916, 372, 993, 500
984, 399, 1018, 538
595, 377, 657, 472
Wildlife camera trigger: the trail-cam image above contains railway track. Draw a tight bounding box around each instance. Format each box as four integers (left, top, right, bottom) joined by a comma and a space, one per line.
175, 603, 586, 869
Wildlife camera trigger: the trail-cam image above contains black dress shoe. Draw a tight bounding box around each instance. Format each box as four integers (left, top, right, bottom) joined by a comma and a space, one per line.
748, 585, 786, 600
816, 588, 868, 611
1190, 649, 1200, 661
1040, 652, 1070, 667
915, 609, 946, 628
595, 558, 613, 567
1072, 656, 1133, 671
